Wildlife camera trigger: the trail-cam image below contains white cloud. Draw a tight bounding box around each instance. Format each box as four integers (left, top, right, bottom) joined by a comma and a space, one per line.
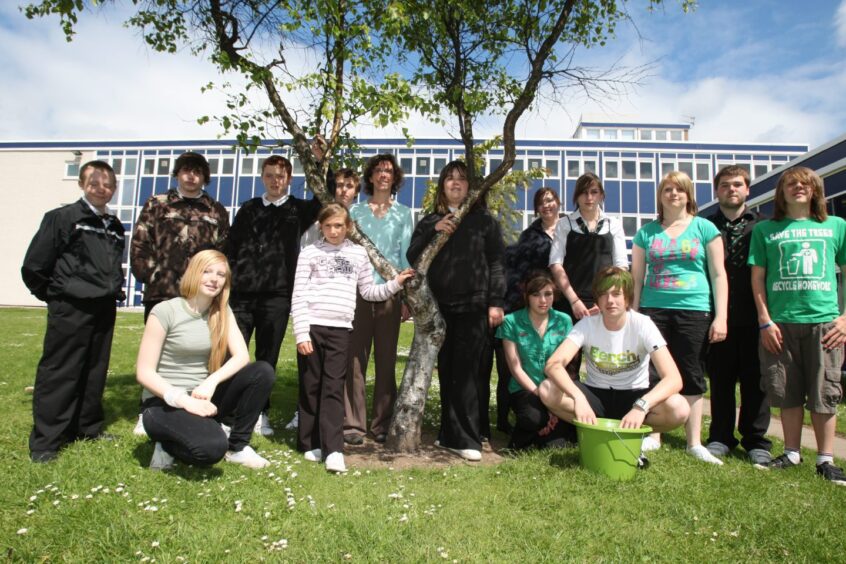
837, 0, 846, 47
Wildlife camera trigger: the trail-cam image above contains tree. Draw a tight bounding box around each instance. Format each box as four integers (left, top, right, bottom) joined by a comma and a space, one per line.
25, 0, 691, 453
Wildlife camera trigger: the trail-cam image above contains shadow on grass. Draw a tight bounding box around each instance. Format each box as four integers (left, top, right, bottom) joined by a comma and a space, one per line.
548, 449, 582, 470
131, 442, 223, 480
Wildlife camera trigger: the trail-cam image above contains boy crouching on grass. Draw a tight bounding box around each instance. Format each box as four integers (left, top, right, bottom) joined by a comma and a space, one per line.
291, 203, 413, 474
539, 267, 689, 450
749, 166, 846, 484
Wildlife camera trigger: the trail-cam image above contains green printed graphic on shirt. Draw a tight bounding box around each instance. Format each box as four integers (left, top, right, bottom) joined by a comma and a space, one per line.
587, 346, 641, 375
748, 216, 846, 323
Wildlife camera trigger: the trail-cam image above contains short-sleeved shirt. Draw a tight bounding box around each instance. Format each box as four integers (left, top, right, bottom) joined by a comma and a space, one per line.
141, 297, 234, 401
496, 308, 573, 393
633, 216, 720, 311
748, 216, 846, 323
566, 311, 667, 390
350, 201, 413, 284
548, 210, 628, 267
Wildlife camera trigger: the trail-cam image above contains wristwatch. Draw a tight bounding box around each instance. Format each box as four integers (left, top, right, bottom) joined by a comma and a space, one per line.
633, 398, 650, 413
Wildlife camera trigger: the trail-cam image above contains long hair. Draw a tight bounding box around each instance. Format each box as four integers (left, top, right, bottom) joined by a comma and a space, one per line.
435, 160, 470, 214
533, 187, 560, 216
657, 171, 698, 222
179, 250, 231, 374
573, 172, 604, 207
773, 166, 828, 222
362, 153, 404, 195
521, 271, 557, 309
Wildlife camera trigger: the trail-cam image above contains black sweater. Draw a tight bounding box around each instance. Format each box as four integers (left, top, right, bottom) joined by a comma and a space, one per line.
228, 196, 321, 297
407, 207, 506, 312
22, 198, 125, 302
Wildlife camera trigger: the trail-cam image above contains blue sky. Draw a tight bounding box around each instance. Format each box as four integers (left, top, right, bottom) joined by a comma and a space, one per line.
1, 0, 845, 148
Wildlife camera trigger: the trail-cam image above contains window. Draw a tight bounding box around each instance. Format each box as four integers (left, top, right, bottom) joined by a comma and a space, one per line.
528, 158, 543, 170
585, 128, 600, 139
222, 158, 234, 175
489, 158, 502, 173
242, 158, 254, 175
545, 159, 559, 176
754, 164, 769, 178
640, 217, 653, 229
400, 158, 412, 175
291, 157, 303, 174
121, 179, 135, 206
639, 161, 653, 179
417, 157, 430, 176
623, 216, 638, 237
661, 162, 674, 177
655, 130, 668, 141
65, 162, 80, 178
605, 161, 619, 179
124, 158, 138, 176
112, 158, 123, 175
144, 159, 155, 175
119, 209, 133, 222
678, 161, 694, 179
584, 160, 597, 174
622, 160, 636, 180
603, 129, 618, 140
567, 160, 580, 178
208, 158, 219, 175
434, 157, 447, 175
512, 159, 524, 172
696, 163, 710, 182
670, 130, 683, 141
621, 129, 635, 141
157, 158, 171, 176
641, 130, 653, 141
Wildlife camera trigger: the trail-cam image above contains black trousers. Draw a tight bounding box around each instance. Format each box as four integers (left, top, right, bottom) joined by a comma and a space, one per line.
479, 333, 513, 436
491, 337, 514, 431
706, 327, 772, 452
142, 361, 275, 465
508, 390, 572, 450
298, 325, 350, 455
30, 297, 116, 455
438, 309, 488, 450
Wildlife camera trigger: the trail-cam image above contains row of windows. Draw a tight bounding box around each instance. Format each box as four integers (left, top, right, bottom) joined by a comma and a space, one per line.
581, 127, 686, 141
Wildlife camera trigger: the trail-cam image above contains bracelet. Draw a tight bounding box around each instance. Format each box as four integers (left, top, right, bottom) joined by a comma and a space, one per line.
163, 388, 185, 408
759, 322, 772, 330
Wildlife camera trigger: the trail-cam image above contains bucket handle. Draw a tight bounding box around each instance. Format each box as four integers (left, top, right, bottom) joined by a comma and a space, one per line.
611, 428, 650, 470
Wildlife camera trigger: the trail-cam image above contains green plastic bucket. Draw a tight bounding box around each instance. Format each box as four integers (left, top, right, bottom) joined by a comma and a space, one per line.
572, 418, 652, 480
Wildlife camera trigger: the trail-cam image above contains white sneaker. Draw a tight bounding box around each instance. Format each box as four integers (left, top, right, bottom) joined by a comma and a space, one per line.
285, 412, 299, 430
304, 448, 322, 462
225, 445, 270, 469
254, 412, 274, 436
133, 414, 148, 437
436, 442, 481, 461
220, 423, 231, 438
687, 445, 724, 466
149, 442, 174, 471
641, 436, 661, 452
325, 451, 347, 473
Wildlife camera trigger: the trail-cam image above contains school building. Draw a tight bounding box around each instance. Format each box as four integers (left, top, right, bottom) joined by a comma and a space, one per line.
1, 118, 813, 307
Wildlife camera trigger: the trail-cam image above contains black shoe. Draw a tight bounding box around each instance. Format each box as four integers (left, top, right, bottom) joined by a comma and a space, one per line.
31, 451, 58, 463
343, 434, 364, 445
769, 453, 803, 469
816, 462, 846, 485
374, 433, 387, 444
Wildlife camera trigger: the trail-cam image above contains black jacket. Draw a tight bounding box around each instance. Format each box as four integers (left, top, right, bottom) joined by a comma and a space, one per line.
505, 217, 555, 311
22, 199, 125, 302
407, 207, 506, 312
228, 196, 321, 297
707, 207, 762, 327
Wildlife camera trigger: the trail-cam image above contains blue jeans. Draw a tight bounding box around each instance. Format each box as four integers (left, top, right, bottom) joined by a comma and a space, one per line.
142, 361, 275, 465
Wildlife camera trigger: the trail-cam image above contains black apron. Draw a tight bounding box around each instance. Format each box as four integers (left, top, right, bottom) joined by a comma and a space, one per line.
561, 216, 614, 308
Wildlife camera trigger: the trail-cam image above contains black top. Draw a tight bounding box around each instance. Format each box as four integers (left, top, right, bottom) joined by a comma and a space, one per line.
22, 198, 125, 302
228, 196, 321, 297
504, 217, 563, 312
707, 207, 763, 327
407, 207, 506, 313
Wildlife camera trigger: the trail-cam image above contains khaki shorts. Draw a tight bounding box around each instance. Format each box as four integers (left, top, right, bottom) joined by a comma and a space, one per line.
759, 322, 843, 414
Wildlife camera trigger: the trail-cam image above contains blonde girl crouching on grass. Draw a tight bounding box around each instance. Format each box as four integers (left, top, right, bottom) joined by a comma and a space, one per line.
136, 250, 275, 471
291, 203, 413, 473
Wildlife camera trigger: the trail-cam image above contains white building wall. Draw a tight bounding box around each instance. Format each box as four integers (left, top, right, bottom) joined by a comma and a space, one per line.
0, 150, 95, 306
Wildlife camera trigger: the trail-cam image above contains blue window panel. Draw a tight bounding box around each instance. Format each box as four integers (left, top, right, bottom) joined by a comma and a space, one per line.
735, 154, 751, 160
218, 177, 234, 206
237, 177, 254, 205
206, 178, 220, 201
626, 239, 633, 250
695, 154, 710, 160
677, 153, 693, 159
564, 179, 577, 213
604, 152, 620, 157
514, 182, 527, 211
639, 182, 656, 214
139, 177, 154, 203
604, 181, 621, 213
289, 178, 307, 198
396, 181, 413, 207
414, 178, 430, 207
154, 177, 170, 196
583, 151, 597, 157
638, 153, 655, 158
753, 155, 770, 161
660, 153, 676, 159
621, 181, 638, 213
528, 149, 543, 155
695, 183, 711, 206
772, 155, 789, 161
622, 152, 637, 158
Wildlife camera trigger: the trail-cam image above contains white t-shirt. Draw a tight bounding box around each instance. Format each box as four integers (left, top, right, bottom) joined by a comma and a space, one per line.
565, 310, 666, 390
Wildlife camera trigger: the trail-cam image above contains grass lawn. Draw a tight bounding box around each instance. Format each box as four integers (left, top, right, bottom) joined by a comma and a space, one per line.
3, 307, 846, 561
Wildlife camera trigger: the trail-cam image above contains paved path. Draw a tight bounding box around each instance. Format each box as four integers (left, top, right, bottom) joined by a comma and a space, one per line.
701, 402, 846, 459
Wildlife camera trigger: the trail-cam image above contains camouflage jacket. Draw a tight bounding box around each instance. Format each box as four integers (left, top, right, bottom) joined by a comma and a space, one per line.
130, 189, 230, 303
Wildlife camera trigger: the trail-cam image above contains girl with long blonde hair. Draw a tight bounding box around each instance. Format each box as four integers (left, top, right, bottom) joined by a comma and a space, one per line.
136, 250, 275, 470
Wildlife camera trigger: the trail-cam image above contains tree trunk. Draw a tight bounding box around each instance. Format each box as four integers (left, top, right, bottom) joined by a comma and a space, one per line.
384, 275, 445, 452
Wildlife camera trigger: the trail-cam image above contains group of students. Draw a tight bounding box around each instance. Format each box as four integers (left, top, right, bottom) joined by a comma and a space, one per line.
22, 148, 846, 484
